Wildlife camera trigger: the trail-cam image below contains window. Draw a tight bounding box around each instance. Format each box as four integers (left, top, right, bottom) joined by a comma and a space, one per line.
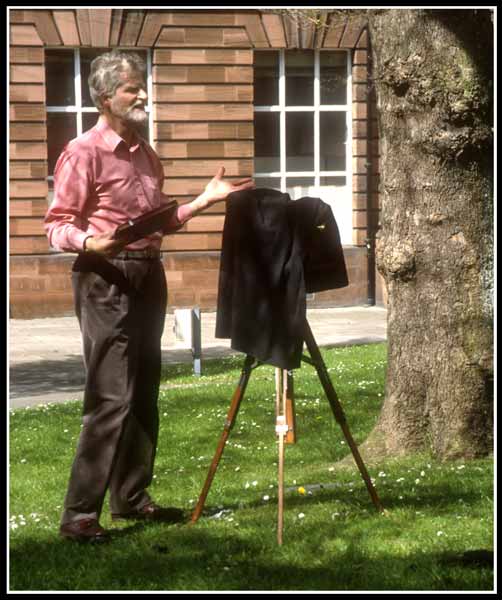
253, 50, 353, 244
44, 48, 153, 179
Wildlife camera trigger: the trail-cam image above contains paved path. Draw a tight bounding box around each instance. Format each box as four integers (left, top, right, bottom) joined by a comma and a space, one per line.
9, 306, 387, 409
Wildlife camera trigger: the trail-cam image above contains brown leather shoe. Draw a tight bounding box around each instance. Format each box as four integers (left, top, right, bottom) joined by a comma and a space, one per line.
111, 502, 186, 523
60, 518, 109, 543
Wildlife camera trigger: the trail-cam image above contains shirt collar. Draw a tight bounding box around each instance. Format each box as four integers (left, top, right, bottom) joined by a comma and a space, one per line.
95, 117, 145, 152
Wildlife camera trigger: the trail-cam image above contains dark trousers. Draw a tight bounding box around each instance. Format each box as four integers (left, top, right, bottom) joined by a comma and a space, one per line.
61, 253, 167, 525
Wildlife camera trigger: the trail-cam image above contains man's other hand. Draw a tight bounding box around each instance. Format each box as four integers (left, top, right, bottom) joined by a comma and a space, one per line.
203, 166, 255, 206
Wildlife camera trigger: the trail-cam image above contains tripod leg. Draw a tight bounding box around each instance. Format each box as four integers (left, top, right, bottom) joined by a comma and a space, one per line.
277, 418, 286, 545
275, 368, 282, 418
276, 370, 289, 545
303, 322, 385, 513
284, 370, 296, 444
191, 355, 255, 523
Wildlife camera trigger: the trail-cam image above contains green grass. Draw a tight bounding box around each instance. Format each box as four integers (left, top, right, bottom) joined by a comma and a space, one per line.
9, 343, 494, 591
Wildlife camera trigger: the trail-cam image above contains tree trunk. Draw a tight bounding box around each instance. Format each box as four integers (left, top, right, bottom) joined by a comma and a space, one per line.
366, 9, 493, 460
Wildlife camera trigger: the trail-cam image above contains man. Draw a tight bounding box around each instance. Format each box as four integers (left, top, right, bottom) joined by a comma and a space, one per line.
44, 50, 254, 543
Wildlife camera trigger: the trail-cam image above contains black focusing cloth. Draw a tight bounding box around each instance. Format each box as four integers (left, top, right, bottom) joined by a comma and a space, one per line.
215, 188, 348, 370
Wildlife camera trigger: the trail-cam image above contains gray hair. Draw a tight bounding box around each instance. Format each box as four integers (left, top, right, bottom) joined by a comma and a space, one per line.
88, 50, 146, 112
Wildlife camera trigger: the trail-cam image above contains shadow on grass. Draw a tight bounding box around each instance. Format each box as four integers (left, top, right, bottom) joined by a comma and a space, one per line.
9, 357, 86, 400
8, 350, 243, 401
9, 520, 493, 592
8, 345, 367, 403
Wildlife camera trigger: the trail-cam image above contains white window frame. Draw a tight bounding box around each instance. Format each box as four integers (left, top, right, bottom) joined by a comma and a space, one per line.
254, 49, 352, 189
45, 47, 154, 183
254, 49, 353, 244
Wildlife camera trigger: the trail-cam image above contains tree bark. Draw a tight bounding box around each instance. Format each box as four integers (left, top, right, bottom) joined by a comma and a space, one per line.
365, 9, 493, 460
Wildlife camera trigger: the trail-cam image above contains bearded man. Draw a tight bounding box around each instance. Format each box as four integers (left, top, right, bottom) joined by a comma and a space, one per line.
44, 50, 254, 543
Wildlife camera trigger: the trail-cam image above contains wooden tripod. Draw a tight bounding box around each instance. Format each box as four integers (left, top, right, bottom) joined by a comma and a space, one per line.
190, 320, 384, 543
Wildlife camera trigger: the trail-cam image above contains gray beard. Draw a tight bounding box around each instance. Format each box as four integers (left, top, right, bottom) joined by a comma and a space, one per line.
122, 107, 148, 126
111, 102, 148, 126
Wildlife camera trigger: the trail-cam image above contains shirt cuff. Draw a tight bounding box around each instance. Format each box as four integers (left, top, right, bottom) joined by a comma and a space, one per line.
69, 230, 93, 253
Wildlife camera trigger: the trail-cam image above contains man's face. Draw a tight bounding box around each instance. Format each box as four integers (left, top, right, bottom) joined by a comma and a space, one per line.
108, 69, 148, 126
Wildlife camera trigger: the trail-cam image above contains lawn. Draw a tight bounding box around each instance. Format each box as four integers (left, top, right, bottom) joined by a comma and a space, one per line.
9, 343, 494, 591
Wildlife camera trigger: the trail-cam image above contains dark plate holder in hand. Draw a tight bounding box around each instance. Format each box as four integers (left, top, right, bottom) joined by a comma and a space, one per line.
112, 200, 180, 245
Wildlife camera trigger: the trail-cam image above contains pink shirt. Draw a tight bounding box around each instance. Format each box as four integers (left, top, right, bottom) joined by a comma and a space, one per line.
44, 118, 193, 252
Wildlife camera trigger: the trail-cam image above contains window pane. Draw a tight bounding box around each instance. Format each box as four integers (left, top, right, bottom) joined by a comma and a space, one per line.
253, 51, 279, 106
45, 50, 75, 106
286, 51, 314, 106
320, 112, 347, 171
81, 48, 148, 107
254, 177, 281, 191
82, 112, 99, 133
320, 52, 347, 104
286, 112, 314, 171
80, 48, 108, 108
47, 113, 77, 175
320, 176, 346, 187
254, 112, 280, 172
286, 177, 315, 199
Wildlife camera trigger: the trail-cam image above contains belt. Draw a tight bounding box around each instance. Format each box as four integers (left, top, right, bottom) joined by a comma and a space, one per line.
114, 249, 161, 260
